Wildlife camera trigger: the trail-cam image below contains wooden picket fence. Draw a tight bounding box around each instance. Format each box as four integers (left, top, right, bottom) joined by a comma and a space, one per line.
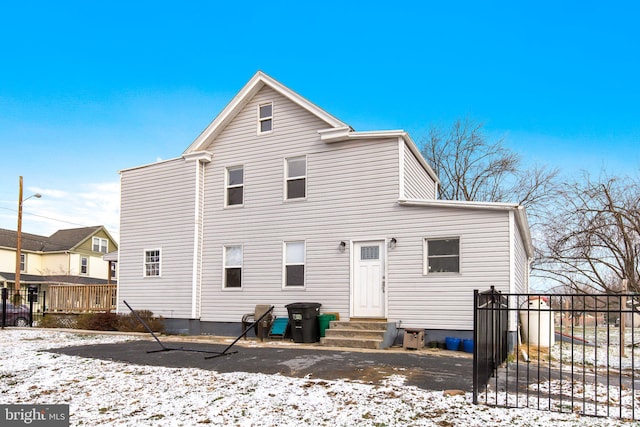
47, 284, 117, 313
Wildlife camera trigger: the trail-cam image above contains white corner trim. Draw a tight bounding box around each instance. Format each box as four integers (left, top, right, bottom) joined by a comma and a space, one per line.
398, 137, 406, 200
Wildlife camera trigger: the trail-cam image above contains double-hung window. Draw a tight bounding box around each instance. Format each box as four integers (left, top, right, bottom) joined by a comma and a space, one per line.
226, 166, 244, 206
223, 245, 243, 288
284, 241, 305, 287
425, 238, 460, 274
80, 257, 88, 275
286, 156, 306, 199
144, 249, 161, 277
93, 237, 108, 253
258, 102, 273, 134
19, 253, 26, 272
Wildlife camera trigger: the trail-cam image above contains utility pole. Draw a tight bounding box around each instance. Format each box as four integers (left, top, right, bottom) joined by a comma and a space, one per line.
14, 176, 41, 305
14, 176, 24, 303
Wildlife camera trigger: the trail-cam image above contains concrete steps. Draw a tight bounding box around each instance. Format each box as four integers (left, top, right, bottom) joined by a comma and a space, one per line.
320, 319, 392, 350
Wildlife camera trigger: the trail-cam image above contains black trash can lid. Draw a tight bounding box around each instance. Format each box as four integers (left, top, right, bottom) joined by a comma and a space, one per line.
285, 302, 322, 309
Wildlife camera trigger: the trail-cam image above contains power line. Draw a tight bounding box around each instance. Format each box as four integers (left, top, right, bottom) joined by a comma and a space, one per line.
0, 206, 114, 229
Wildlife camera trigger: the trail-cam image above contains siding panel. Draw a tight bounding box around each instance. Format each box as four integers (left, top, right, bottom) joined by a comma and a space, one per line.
118, 159, 196, 317
403, 143, 437, 199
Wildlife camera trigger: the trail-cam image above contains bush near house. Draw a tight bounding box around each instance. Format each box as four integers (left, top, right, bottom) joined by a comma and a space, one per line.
40, 311, 164, 333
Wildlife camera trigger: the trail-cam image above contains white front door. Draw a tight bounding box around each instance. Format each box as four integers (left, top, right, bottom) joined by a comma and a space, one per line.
352, 241, 385, 318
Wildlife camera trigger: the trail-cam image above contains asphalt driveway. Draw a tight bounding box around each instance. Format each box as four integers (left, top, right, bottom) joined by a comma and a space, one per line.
49, 337, 473, 392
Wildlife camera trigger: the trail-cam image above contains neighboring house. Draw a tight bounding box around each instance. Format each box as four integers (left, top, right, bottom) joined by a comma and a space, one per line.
118, 72, 533, 342
0, 226, 118, 298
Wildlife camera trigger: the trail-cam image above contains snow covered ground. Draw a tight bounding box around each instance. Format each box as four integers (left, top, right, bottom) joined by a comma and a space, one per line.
0, 329, 633, 426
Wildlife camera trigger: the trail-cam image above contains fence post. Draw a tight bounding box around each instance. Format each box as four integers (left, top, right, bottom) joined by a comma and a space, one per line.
1, 287, 7, 328
621, 279, 628, 357
473, 289, 478, 405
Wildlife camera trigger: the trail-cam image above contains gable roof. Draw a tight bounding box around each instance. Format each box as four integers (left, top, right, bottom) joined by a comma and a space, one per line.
184, 71, 350, 154
0, 226, 116, 253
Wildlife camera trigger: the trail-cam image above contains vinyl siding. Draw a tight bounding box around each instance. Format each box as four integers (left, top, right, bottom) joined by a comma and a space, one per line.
198, 85, 401, 321
118, 158, 197, 317
375, 205, 509, 330
119, 84, 527, 332
402, 142, 436, 199
512, 215, 529, 294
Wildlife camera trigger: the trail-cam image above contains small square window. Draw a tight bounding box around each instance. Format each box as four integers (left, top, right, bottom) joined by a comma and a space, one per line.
286, 157, 306, 199
258, 102, 273, 134
425, 238, 460, 274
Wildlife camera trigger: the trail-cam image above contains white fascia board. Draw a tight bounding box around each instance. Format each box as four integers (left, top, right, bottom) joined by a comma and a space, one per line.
119, 156, 184, 174
399, 199, 535, 258
184, 71, 349, 154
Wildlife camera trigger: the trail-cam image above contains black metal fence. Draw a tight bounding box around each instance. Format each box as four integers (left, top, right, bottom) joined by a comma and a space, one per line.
474, 289, 640, 421
1, 287, 46, 327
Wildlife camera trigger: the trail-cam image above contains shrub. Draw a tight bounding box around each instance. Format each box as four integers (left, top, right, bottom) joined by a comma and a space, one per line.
76, 312, 119, 331
38, 310, 164, 333
39, 314, 78, 329
117, 310, 165, 333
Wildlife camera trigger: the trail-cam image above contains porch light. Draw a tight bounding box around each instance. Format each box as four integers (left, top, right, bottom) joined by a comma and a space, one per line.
389, 238, 397, 249
339, 241, 346, 253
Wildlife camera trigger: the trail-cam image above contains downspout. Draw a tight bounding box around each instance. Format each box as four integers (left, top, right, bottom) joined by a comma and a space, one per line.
191, 161, 202, 319
183, 151, 212, 320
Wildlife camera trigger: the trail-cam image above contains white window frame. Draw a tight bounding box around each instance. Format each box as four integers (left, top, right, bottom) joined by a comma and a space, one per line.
223, 245, 243, 290
283, 240, 306, 288
80, 256, 89, 275
93, 237, 108, 253
19, 253, 26, 272
423, 237, 461, 275
225, 165, 244, 207
144, 249, 162, 277
257, 101, 273, 134
285, 156, 307, 201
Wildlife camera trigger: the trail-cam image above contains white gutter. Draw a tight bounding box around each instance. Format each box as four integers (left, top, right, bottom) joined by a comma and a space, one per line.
398, 199, 534, 258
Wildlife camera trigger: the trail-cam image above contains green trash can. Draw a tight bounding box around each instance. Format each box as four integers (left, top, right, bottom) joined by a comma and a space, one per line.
318, 313, 337, 338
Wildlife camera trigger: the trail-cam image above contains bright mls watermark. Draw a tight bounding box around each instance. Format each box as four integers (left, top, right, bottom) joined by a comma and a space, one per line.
1, 405, 69, 426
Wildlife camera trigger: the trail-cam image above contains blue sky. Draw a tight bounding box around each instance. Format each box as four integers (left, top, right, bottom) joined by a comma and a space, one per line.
1, 1, 639, 240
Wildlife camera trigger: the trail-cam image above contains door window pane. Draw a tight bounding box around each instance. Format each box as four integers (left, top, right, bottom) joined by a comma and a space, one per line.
360, 246, 380, 260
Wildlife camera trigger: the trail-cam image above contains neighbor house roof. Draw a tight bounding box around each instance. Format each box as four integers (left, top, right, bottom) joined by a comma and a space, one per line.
0, 226, 115, 253
0, 272, 115, 285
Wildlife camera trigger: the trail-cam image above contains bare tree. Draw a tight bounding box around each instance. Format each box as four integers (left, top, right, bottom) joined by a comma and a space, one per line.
421, 118, 558, 220
535, 174, 640, 293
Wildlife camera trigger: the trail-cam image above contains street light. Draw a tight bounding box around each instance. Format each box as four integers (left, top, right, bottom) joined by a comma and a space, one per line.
14, 176, 41, 304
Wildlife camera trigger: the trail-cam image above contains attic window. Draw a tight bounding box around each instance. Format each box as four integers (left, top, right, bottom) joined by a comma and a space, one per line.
258, 102, 273, 134
93, 237, 108, 253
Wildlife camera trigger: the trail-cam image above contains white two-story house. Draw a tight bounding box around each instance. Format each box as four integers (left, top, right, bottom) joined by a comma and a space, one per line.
117, 72, 533, 344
